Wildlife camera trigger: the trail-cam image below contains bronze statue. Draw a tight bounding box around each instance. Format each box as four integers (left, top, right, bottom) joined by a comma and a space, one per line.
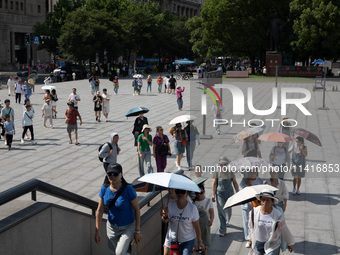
267, 13, 285, 52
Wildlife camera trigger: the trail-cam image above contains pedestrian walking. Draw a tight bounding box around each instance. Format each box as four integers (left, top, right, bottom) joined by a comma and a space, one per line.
278, 115, 294, 166
113, 76, 119, 94
95, 77, 100, 92
169, 75, 177, 94
269, 142, 289, 179
72, 72, 76, 80
212, 156, 239, 237
161, 189, 205, 255
242, 135, 262, 158
137, 124, 154, 176
248, 189, 295, 255
93, 91, 103, 122
289, 136, 307, 195
43, 89, 51, 101
22, 99, 34, 140
102, 89, 110, 122
132, 78, 139, 96
4, 114, 15, 150
157, 75, 163, 93
137, 77, 143, 95
171, 123, 188, 170
194, 183, 214, 255
264, 171, 289, 212
240, 170, 263, 248
23, 81, 32, 101
1, 99, 14, 145
153, 126, 171, 172
90, 77, 96, 96
68, 88, 81, 110
21, 104, 37, 144
164, 75, 170, 93
116, 67, 120, 78
184, 121, 200, 168
42, 99, 53, 129
176, 86, 185, 110
146, 75, 152, 93
50, 89, 58, 118
65, 102, 82, 145
14, 80, 23, 104
211, 101, 224, 135
28, 75, 35, 94
7, 76, 15, 96
132, 113, 148, 147
94, 163, 142, 254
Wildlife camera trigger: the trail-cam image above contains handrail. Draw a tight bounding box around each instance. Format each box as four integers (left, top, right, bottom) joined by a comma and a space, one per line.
0, 179, 161, 217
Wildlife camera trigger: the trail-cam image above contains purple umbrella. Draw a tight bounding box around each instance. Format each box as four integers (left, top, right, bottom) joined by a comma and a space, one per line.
293, 128, 322, 146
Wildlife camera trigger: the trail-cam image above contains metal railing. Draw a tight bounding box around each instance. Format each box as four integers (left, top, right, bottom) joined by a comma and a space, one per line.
0, 179, 161, 217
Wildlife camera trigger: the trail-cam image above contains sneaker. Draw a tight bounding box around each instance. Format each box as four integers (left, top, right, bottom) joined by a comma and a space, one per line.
5, 140, 7, 145
245, 242, 251, 248
292, 188, 296, 195
21, 139, 24, 144
296, 190, 301, 195
31, 140, 37, 145
25, 135, 29, 139
217, 131, 221, 135
219, 233, 226, 237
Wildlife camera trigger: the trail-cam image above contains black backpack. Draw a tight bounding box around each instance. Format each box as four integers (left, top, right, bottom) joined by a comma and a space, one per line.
158, 139, 169, 156
98, 142, 113, 162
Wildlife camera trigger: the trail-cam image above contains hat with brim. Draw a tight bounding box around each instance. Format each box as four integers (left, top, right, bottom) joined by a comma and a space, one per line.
141, 124, 152, 132
107, 163, 123, 175
255, 189, 279, 204
280, 115, 290, 122
219, 156, 230, 165
67, 102, 75, 107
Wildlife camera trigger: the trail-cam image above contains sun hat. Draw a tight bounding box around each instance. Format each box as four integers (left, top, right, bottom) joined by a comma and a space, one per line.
141, 124, 152, 132
280, 115, 290, 121
255, 189, 279, 204
218, 156, 230, 165
67, 102, 75, 107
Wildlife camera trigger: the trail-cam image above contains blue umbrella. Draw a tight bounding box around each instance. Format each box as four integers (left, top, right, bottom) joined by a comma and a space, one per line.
173, 59, 196, 65
138, 173, 201, 192
197, 67, 205, 70
125, 107, 149, 117
312, 59, 327, 65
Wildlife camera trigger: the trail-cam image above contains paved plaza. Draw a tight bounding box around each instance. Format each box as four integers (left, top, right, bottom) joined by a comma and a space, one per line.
0, 75, 339, 254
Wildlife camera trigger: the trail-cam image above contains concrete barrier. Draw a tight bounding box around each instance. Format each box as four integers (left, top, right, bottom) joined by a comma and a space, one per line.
226, 70, 249, 78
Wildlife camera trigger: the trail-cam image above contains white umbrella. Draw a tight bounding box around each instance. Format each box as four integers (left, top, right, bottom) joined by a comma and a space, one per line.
169, 115, 197, 125
138, 173, 200, 192
41, 85, 56, 91
53, 68, 61, 74
133, 74, 144, 78
223, 184, 278, 209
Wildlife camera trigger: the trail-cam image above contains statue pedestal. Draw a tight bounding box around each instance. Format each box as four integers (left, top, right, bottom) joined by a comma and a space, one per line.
266, 52, 282, 77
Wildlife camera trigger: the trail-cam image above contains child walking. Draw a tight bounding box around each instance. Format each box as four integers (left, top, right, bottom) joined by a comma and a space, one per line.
21, 104, 37, 144
4, 114, 15, 150
176, 86, 185, 111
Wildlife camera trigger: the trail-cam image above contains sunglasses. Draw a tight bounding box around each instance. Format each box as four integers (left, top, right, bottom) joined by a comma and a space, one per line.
175, 189, 186, 195
107, 172, 120, 177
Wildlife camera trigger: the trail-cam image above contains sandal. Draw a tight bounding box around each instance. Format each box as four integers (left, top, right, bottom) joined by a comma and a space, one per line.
69, 141, 72, 144
75, 142, 79, 145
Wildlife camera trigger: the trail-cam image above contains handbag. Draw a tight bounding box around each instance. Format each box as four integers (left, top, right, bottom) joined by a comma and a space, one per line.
178, 131, 187, 146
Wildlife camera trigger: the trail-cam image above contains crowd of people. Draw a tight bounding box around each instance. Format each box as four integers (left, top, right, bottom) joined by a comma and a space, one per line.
0, 73, 304, 255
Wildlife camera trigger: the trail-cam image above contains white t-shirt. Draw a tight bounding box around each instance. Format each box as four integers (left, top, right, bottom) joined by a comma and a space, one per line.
168, 200, 199, 243
68, 93, 80, 107
256, 210, 274, 242
42, 103, 53, 116
15, 83, 22, 93
102, 93, 110, 108
271, 146, 287, 165
194, 197, 213, 214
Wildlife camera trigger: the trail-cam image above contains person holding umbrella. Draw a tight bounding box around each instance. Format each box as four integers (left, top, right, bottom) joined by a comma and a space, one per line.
161, 188, 205, 255
212, 156, 239, 237
278, 116, 294, 166
248, 189, 294, 255
269, 142, 289, 180
289, 136, 307, 195
242, 134, 262, 158
132, 112, 148, 147
137, 124, 154, 176
172, 123, 188, 170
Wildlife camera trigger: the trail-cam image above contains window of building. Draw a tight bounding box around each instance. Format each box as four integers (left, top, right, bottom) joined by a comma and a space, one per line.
15, 1, 18, 10
0, 0, 2, 8
37, 4, 41, 13
10, 0, 13, 9
20, 2, 23, 11
5, 0, 8, 8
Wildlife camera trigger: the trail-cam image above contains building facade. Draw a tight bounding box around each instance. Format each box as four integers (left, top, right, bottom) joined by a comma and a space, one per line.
0, 0, 51, 70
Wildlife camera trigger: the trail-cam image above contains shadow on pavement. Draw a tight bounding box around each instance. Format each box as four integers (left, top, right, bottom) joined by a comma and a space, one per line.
289, 192, 340, 205
294, 240, 340, 254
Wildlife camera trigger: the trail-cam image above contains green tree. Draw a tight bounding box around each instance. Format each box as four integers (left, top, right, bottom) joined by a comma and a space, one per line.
290, 0, 340, 62
34, 0, 86, 55
58, 8, 120, 63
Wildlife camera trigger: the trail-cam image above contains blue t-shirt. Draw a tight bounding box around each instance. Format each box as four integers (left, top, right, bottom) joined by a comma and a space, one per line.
4, 121, 15, 135
99, 184, 137, 226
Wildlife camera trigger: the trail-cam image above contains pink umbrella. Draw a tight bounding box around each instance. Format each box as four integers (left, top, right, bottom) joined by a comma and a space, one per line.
293, 128, 322, 146
258, 132, 293, 143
